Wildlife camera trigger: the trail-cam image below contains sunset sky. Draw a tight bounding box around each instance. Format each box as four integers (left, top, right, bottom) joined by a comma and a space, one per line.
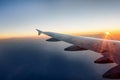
0, 0, 120, 38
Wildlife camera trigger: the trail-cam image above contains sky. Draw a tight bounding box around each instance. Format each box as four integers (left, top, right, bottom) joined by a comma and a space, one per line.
0, 0, 120, 38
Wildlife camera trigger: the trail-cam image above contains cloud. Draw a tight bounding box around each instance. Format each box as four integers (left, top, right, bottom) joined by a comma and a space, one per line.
0, 38, 103, 80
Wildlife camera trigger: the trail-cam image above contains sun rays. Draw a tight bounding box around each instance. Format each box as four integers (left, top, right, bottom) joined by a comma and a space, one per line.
99, 32, 116, 61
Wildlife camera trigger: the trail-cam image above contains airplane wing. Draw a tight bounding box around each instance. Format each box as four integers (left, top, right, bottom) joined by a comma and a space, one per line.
36, 29, 120, 79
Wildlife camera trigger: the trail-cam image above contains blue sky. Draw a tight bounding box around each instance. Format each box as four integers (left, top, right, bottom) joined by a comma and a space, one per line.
0, 0, 120, 38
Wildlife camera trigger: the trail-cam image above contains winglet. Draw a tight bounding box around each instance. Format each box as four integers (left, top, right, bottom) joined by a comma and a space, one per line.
36, 29, 42, 35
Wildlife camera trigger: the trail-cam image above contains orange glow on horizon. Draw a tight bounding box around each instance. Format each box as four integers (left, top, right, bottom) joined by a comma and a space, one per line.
68, 30, 120, 40
0, 30, 120, 40
0, 33, 50, 40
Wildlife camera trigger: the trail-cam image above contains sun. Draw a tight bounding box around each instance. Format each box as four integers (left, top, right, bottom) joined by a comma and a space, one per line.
105, 32, 110, 35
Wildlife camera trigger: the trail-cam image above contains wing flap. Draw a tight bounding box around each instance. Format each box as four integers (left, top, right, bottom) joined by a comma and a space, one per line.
46, 38, 61, 42
64, 45, 87, 51
94, 57, 114, 64
103, 65, 120, 79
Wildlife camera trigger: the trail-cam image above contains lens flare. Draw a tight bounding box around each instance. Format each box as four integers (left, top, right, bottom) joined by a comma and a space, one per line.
100, 32, 116, 61
92, 31, 116, 61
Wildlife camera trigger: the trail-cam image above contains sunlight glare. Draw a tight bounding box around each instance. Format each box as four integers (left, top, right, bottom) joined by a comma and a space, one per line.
105, 32, 110, 35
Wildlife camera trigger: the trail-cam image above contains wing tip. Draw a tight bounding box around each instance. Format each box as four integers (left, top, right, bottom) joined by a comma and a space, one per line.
35, 29, 42, 35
